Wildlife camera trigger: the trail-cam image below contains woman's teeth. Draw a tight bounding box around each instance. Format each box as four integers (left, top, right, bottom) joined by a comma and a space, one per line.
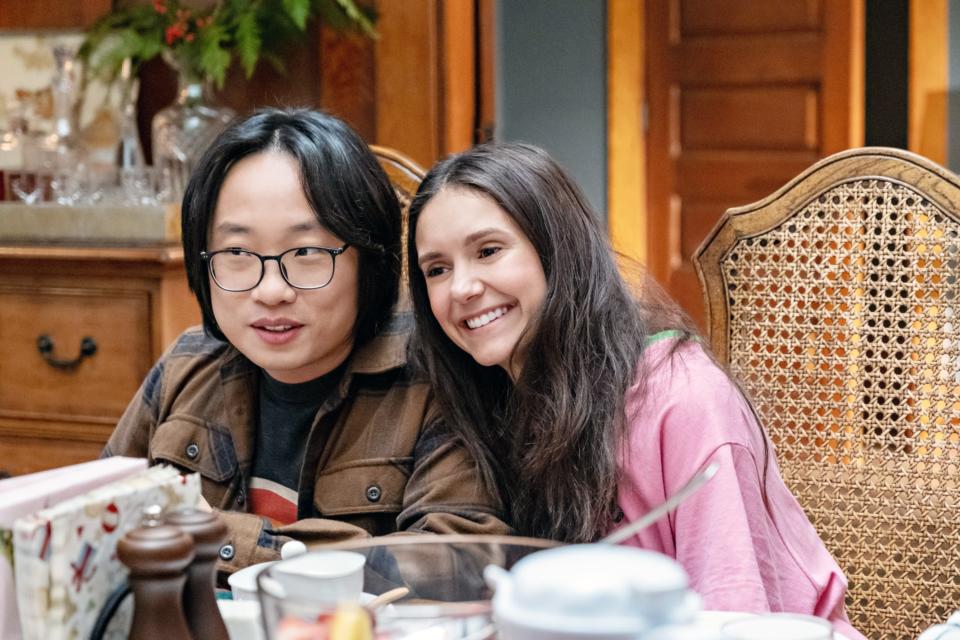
466, 307, 508, 329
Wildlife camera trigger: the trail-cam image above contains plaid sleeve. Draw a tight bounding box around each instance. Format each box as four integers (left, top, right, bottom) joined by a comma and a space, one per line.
396, 401, 512, 535
102, 360, 164, 459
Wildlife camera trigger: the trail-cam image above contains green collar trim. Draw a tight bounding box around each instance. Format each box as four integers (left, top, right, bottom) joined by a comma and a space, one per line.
644, 329, 687, 346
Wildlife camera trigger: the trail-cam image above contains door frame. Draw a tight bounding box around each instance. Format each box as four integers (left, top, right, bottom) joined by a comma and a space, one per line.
607, 0, 865, 283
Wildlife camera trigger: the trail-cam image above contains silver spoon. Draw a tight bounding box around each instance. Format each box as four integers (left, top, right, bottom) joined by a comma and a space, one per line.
599, 461, 719, 545
365, 586, 409, 610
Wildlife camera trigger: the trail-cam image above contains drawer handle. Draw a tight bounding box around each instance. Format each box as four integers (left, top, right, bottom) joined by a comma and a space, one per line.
36, 335, 98, 370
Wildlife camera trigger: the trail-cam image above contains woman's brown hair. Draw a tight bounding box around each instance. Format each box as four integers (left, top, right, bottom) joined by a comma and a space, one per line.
407, 142, 693, 542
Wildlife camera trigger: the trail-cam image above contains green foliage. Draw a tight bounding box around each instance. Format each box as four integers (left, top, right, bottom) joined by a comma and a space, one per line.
283, 0, 312, 30
234, 9, 261, 78
80, 0, 375, 89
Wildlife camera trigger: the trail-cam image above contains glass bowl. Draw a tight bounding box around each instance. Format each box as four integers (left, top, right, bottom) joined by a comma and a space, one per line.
256, 534, 558, 640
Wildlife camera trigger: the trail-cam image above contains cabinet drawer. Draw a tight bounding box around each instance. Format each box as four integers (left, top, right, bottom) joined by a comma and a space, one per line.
0, 285, 152, 420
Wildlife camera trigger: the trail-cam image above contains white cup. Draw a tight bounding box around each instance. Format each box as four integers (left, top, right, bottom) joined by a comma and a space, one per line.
217, 599, 264, 640
721, 613, 833, 640
228, 561, 277, 601
271, 550, 366, 603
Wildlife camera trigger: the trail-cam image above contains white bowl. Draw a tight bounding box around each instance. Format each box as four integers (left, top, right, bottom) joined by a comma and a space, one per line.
721, 614, 833, 640
489, 544, 697, 640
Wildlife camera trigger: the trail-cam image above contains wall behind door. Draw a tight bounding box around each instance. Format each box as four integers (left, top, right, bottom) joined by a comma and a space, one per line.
495, 0, 608, 218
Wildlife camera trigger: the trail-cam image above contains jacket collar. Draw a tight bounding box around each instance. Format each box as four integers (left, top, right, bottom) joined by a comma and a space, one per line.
215, 310, 414, 463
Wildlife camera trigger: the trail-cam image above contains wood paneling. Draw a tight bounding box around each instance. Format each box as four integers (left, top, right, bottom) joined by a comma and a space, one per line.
821, 0, 864, 153
607, 0, 647, 263
682, 87, 818, 150
0, 245, 200, 475
374, 0, 440, 168
680, 200, 738, 259
908, 0, 948, 164
0, 285, 151, 417
0, 0, 111, 30
680, 0, 820, 34
678, 33, 820, 84
0, 433, 106, 477
319, 25, 376, 141
676, 151, 816, 201
639, 0, 864, 327
440, 0, 475, 154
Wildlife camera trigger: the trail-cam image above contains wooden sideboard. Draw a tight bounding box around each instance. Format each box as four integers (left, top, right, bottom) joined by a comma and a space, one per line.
0, 244, 200, 475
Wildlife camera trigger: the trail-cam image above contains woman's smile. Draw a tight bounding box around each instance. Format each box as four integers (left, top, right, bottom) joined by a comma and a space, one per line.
464, 305, 514, 330
416, 187, 546, 379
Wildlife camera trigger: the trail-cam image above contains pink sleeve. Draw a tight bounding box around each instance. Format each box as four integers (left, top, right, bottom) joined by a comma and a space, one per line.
671, 441, 786, 610
618, 342, 865, 639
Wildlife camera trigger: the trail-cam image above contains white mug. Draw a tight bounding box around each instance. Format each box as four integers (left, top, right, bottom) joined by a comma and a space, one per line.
271, 550, 366, 603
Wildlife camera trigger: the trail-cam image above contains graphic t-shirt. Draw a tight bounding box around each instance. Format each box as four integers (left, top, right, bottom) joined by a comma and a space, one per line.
249, 365, 343, 525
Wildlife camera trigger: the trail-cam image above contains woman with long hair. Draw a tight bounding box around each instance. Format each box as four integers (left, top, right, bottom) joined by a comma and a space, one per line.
407, 142, 863, 638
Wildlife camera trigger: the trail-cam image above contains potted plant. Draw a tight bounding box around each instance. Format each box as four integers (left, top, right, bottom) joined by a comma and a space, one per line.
80, 0, 374, 88
79, 0, 375, 198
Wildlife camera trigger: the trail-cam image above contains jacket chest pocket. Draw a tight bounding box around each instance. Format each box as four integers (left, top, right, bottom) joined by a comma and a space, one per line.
150, 417, 239, 494
313, 458, 412, 516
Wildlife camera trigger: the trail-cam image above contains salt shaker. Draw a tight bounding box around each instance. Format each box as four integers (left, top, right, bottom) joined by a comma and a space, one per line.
166, 508, 230, 640
117, 517, 195, 640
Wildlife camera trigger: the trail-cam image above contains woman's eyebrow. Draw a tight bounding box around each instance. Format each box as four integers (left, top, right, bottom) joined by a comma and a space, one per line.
463, 227, 501, 245
417, 250, 442, 267
417, 227, 505, 267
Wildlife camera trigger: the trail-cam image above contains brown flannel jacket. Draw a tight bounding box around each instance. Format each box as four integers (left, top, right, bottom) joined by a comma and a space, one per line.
104, 314, 509, 575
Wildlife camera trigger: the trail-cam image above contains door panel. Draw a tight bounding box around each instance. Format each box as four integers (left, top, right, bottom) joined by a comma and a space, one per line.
680, 0, 821, 34
682, 87, 818, 150
678, 33, 821, 84
645, 0, 862, 327
677, 152, 817, 201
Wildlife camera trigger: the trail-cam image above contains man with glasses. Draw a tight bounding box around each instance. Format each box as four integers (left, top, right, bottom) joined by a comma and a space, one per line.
104, 109, 509, 575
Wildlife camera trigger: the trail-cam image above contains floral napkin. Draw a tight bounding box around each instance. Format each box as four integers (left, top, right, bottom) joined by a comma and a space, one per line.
13, 464, 200, 640
0, 457, 148, 640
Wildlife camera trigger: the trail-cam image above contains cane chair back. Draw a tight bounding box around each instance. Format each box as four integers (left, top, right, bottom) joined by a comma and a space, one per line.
694, 148, 960, 640
370, 145, 426, 289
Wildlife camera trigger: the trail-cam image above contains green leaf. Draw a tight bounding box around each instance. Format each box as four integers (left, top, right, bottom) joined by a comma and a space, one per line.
314, 0, 377, 37
333, 0, 377, 35
282, 0, 312, 30
260, 50, 287, 74
196, 24, 232, 88
235, 10, 262, 77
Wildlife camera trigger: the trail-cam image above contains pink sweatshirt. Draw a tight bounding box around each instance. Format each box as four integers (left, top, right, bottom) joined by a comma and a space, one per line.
616, 336, 865, 640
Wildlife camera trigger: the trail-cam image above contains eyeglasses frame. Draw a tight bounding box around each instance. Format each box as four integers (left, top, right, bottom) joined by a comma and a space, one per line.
200, 244, 351, 292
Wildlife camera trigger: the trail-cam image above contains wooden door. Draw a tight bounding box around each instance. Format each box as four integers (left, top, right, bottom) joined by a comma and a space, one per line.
643, 0, 863, 326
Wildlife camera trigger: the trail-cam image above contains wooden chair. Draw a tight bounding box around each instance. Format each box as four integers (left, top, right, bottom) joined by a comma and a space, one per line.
694, 147, 960, 640
370, 145, 426, 287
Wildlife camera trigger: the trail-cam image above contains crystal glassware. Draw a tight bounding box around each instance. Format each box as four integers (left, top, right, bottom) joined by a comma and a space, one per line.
10, 170, 47, 205
256, 534, 557, 640
151, 53, 235, 204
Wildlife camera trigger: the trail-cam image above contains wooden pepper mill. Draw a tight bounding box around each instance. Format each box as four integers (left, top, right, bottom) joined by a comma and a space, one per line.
117, 516, 195, 640
166, 508, 230, 640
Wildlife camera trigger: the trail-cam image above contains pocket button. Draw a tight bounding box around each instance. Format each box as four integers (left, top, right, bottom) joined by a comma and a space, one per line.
365, 484, 382, 503
185, 443, 200, 460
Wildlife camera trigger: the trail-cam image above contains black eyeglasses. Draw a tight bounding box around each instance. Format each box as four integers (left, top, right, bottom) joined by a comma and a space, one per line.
201, 244, 350, 292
